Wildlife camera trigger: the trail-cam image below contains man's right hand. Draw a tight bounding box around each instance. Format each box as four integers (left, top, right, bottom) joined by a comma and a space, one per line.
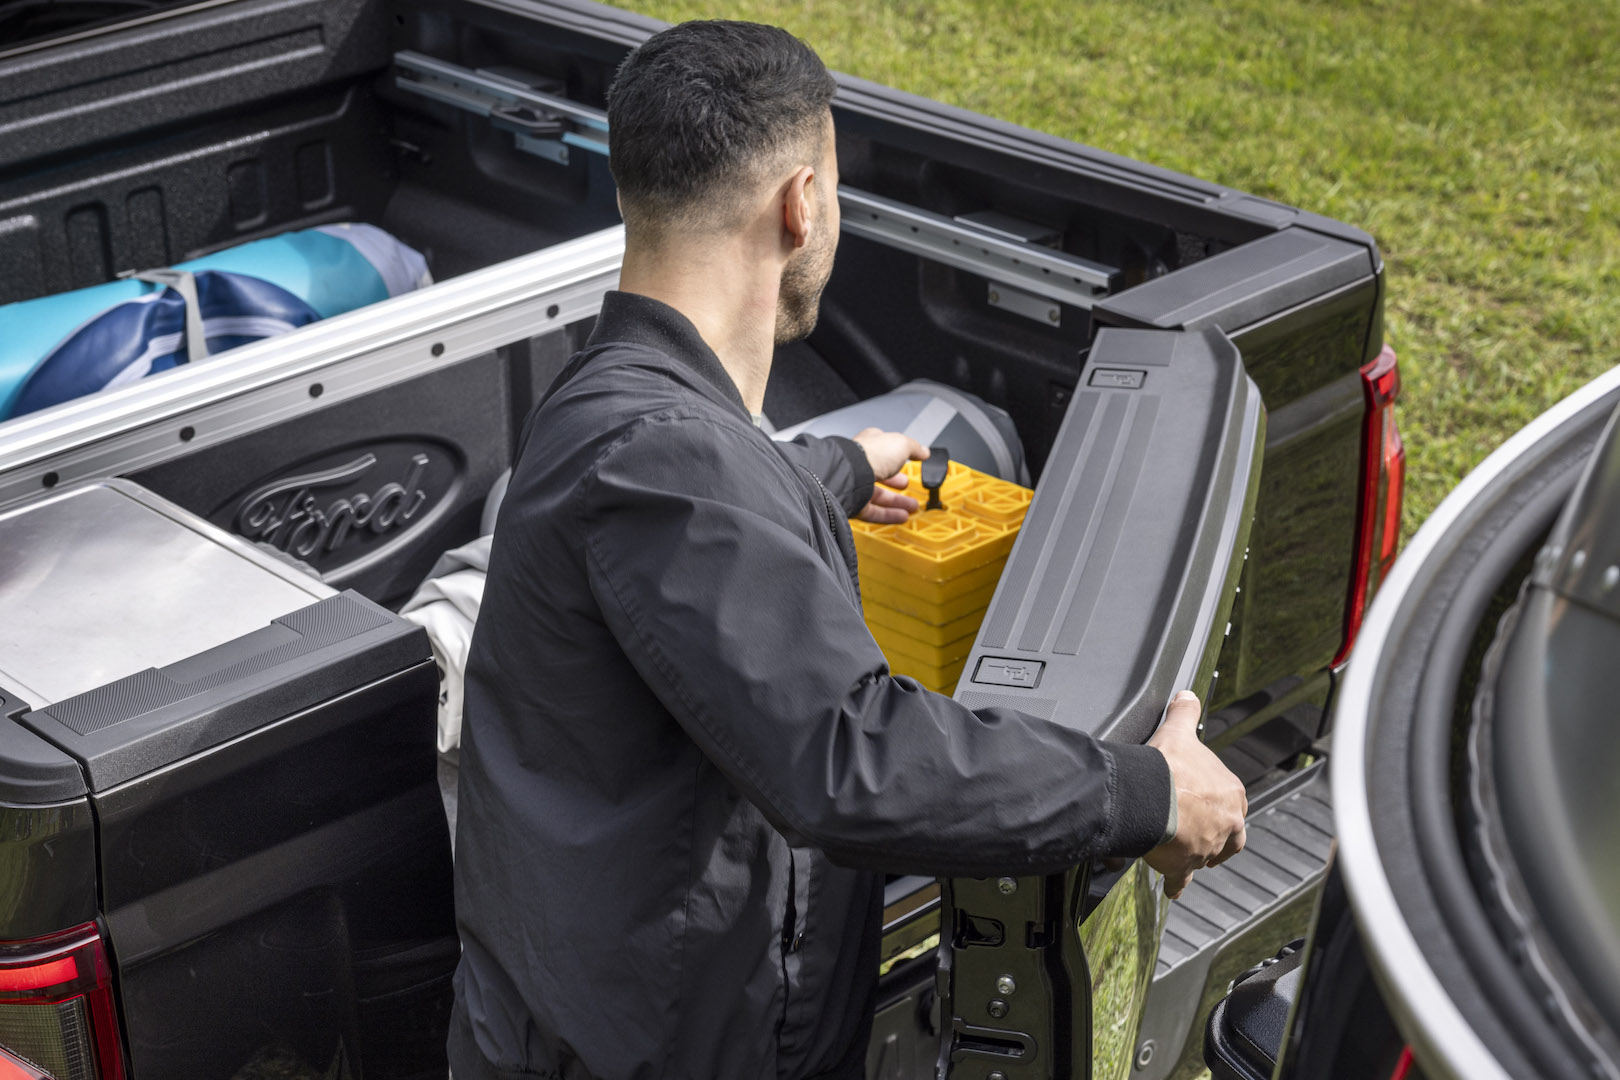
1144, 690, 1247, 899
850, 428, 929, 524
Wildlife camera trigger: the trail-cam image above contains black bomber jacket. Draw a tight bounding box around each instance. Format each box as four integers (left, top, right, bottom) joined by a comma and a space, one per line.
448, 290, 1173, 1080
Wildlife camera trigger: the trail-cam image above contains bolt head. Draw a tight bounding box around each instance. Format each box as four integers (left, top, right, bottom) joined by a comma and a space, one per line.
1047, 308, 1060, 323
995, 974, 1016, 996
987, 999, 1008, 1019
996, 876, 1017, 895
1135, 1039, 1156, 1069
989, 291, 1001, 303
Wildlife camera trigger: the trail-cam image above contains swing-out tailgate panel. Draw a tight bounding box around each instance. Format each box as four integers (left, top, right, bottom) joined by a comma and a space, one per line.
957, 326, 1265, 745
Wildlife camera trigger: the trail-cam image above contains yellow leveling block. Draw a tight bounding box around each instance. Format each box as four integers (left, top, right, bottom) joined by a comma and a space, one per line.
852, 459, 1032, 694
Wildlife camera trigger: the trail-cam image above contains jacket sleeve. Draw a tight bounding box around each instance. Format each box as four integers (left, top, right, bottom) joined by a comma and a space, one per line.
580, 416, 1172, 879
771, 433, 875, 518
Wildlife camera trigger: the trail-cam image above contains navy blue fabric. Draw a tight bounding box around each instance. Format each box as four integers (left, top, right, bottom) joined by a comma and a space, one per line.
9, 270, 320, 419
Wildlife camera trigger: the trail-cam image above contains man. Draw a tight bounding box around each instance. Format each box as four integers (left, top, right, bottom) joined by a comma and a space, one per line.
449, 20, 1246, 1080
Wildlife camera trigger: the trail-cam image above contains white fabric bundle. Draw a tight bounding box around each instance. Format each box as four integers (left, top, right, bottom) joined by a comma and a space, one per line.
400, 535, 491, 756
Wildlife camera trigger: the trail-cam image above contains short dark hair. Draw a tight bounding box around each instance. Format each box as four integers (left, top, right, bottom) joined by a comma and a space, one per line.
607, 21, 837, 239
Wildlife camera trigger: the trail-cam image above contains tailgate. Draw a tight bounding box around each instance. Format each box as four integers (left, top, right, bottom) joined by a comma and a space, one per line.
938, 327, 1263, 1079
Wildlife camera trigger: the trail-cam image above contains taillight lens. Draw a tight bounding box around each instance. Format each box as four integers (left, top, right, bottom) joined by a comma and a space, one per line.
0, 1047, 55, 1080
0, 924, 125, 1080
1334, 344, 1406, 668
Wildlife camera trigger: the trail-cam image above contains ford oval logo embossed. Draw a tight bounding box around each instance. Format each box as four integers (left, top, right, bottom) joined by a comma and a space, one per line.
218, 440, 461, 572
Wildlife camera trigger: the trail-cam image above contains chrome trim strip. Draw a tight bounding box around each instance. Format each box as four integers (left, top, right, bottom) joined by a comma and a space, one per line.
0, 227, 625, 510
839, 188, 1118, 309
395, 49, 611, 131
1332, 362, 1620, 1080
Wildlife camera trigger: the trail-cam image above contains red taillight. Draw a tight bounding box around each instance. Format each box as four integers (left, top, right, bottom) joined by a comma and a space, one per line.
1388, 1045, 1415, 1080
0, 1046, 54, 1080
0, 961, 77, 996
0, 924, 125, 1080
1334, 344, 1406, 668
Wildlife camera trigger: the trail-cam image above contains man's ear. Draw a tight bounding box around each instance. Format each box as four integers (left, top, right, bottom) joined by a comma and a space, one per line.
783, 165, 816, 251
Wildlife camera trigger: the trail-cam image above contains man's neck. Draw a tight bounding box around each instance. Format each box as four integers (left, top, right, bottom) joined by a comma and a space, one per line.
618, 239, 779, 415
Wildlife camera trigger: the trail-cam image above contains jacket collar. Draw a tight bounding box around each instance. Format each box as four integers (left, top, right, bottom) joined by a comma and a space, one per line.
586, 290, 749, 417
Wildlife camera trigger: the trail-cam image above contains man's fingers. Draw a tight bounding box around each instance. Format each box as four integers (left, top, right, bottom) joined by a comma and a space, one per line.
869, 486, 918, 509
878, 471, 911, 491
852, 430, 929, 481
1207, 825, 1246, 869
857, 503, 910, 524
859, 482, 921, 524
1163, 868, 1193, 899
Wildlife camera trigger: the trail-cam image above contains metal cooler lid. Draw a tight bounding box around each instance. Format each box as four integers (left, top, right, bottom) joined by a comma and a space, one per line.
0, 479, 333, 710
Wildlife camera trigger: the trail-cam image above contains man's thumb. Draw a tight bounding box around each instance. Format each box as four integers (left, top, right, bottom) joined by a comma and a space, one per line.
1160, 690, 1202, 735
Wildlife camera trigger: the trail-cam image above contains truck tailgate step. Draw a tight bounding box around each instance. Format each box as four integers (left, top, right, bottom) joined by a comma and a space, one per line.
1136, 764, 1333, 1080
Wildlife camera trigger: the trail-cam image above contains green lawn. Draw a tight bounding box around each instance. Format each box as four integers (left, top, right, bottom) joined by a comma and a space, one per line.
629, 0, 1620, 538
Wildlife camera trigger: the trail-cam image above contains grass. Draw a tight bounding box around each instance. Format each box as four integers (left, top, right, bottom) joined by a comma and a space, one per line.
627, 0, 1620, 538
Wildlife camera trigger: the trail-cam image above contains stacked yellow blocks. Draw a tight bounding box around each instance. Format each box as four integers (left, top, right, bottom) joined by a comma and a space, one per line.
851, 458, 1033, 693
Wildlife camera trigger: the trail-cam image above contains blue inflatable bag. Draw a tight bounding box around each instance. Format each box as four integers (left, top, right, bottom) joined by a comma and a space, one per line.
0, 224, 431, 420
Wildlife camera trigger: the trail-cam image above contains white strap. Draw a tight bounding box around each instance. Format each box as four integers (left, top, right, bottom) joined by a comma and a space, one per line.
132, 269, 209, 365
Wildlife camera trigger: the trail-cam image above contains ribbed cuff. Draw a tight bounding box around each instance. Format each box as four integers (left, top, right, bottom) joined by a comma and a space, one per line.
1098, 742, 1175, 858
826, 435, 876, 518
1159, 783, 1178, 847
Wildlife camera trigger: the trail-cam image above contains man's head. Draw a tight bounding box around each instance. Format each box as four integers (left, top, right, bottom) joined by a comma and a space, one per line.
608, 21, 840, 343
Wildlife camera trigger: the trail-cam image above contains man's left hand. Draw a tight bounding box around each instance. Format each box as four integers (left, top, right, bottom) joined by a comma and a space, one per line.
851, 428, 928, 524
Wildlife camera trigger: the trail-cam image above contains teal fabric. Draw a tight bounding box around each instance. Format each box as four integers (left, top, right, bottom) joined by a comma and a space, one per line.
176, 229, 390, 320
0, 228, 397, 418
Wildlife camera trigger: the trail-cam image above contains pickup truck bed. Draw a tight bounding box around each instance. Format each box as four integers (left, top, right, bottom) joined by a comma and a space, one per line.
0, 2, 1394, 1077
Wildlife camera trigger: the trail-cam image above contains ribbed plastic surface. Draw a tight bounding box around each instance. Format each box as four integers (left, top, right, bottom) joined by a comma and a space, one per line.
853, 460, 1031, 692
1155, 776, 1333, 979
1131, 769, 1332, 1080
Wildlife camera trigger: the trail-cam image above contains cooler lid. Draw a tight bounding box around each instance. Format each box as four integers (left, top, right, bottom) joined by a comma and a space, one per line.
0, 479, 332, 709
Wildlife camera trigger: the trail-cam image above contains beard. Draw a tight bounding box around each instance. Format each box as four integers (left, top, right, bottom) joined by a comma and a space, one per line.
775, 216, 837, 345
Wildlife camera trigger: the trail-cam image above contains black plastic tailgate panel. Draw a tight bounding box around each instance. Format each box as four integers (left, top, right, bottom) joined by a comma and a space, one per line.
936, 328, 1262, 1077
957, 326, 1264, 745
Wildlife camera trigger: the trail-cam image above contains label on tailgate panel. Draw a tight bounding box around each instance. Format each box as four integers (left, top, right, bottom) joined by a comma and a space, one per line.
1087, 368, 1147, 390
972, 657, 1045, 688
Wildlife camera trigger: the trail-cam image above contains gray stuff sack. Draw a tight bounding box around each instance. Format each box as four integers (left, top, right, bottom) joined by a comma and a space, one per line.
770, 379, 1031, 486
